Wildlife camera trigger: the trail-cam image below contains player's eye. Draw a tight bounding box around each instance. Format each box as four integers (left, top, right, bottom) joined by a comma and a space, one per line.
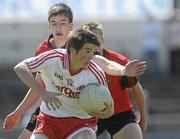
60, 22, 66, 25
51, 23, 57, 26
86, 50, 91, 53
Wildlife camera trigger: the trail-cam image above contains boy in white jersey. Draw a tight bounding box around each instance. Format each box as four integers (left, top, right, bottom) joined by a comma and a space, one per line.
13, 28, 146, 139
14, 29, 104, 139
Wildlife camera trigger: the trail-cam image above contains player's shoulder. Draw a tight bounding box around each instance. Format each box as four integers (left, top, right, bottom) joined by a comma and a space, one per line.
36, 49, 66, 65
41, 48, 67, 57
104, 49, 127, 59
35, 40, 51, 56
52, 48, 67, 60
88, 60, 106, 84
104, 49, 128, 64
54, 48, 67, 55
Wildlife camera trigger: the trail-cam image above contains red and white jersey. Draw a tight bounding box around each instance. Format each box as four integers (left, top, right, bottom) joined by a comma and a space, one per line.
25, 48, 107, 119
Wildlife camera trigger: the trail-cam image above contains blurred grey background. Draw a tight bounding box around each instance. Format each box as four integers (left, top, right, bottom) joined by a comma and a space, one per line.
0, 0, 180, 139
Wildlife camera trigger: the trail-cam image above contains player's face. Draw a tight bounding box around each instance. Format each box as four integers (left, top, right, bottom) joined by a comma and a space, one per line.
49, 15, 73, 40
71, 43, 98, 68
94, 31, 104, 46
92, 31, 104, 54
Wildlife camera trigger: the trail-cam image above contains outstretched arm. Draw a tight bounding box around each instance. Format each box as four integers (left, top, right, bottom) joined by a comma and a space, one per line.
130, 82, 148, 134
13, 73, 42, 115
3, 73, 42, 132
3, 89, 41, 132
93, 55, 147, 76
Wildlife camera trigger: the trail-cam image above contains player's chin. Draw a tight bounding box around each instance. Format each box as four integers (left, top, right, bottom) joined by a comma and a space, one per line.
83, 60, 90, 66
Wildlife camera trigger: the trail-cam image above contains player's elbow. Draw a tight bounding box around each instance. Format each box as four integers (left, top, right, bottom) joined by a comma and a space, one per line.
14, 64, 20, 75
14, 61, 28, 76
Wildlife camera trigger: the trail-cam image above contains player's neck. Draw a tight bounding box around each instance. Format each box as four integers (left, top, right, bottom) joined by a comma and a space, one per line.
54, 39, 66, 48
99, 49, 104, 56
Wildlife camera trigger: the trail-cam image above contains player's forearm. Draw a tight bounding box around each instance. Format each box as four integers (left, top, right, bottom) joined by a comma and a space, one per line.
14, 61, 44, 95
131, 82, 147, 117
105, 61, 125, 76
93, 55, 125, 76
14, 88, 41, 114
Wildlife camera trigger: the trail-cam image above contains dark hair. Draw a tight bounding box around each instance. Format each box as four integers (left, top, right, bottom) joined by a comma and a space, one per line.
66, 28, 100, 53
48, 3, 73, 23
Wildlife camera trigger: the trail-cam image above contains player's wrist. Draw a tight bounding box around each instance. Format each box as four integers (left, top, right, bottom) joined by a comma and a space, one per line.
13, 110, 23, 118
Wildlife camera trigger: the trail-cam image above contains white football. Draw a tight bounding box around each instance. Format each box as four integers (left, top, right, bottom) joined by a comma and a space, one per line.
78, 83, 113, 113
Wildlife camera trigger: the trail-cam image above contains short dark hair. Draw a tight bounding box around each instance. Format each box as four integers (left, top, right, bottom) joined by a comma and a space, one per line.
48, 3, 73, 23
66, 28, 100, 53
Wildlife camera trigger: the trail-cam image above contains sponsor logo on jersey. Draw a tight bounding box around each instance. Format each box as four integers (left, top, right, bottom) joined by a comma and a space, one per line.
54, 73, 63, 80
55, 85, 80, 98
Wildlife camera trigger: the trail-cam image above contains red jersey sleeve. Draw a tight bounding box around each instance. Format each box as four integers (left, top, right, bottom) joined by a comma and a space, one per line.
103, 49, 128, 65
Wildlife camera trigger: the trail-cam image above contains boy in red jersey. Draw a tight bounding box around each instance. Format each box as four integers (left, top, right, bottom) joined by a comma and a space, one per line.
82, 21, 147, 139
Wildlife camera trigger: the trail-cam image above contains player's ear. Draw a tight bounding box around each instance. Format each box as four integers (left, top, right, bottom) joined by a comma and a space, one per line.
102, 35, 105, 45
69, 22, 73, 30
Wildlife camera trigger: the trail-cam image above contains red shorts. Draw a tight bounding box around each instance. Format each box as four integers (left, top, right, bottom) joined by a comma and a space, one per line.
33, 112, 97, 139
